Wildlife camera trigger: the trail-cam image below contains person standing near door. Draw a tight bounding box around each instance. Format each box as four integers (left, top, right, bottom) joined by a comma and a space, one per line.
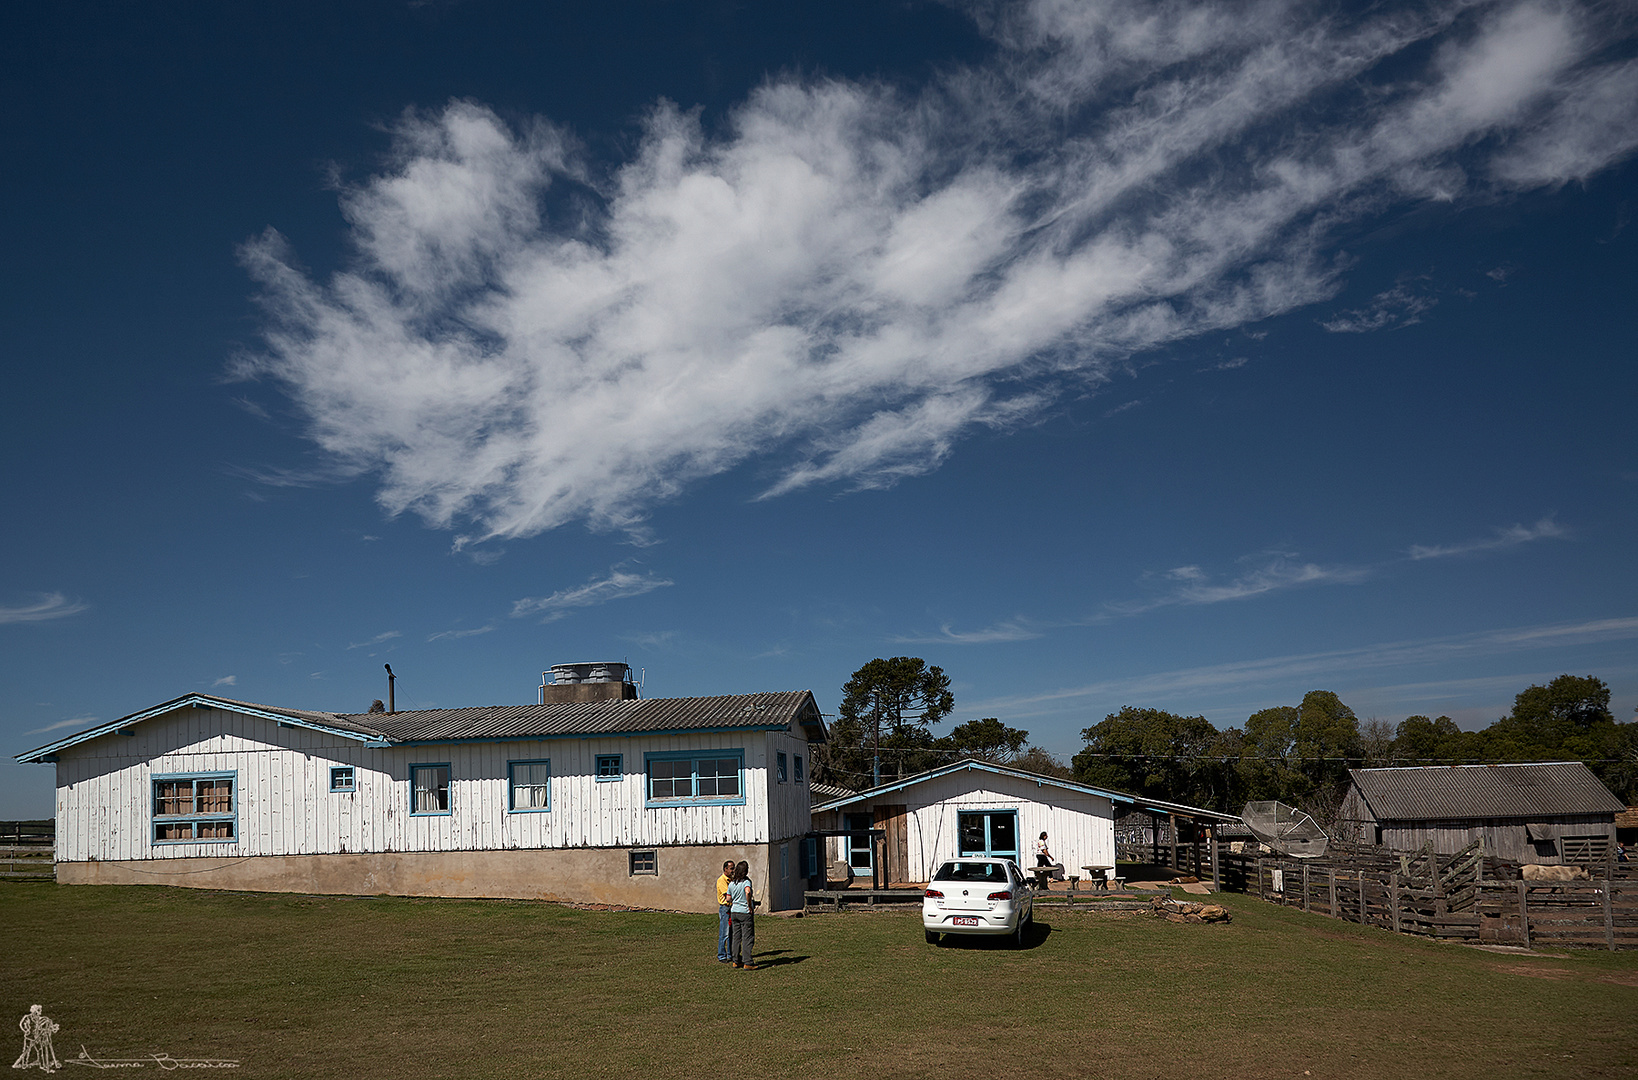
1035, 831, 1053, 867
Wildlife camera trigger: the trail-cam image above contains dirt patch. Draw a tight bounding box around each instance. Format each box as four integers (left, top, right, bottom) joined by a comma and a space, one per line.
1498, 965, 1577, 979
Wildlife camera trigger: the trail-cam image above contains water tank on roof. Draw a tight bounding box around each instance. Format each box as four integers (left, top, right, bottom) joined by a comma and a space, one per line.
539, 662, 637, 704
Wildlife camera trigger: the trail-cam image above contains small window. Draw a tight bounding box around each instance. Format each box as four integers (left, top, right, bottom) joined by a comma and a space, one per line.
411, 764, 451, 815
794, 756, 804, 783
595, 754, 622, 781
777, 752, 788, 784
629, 849, 657, 876
330, 766, 355, 792
152, 773, 236, 844
509, 760, 551, 812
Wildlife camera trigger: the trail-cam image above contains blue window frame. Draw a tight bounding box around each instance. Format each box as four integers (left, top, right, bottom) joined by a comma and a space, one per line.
329, 766, 355, 792
410, 763, 452, 815
777, 752, 788, 783
152, 772, 236, 844
508, 759, 551, 812
595, 754, 623, 781
795, 756, 805, 784
644, 750, 745, 807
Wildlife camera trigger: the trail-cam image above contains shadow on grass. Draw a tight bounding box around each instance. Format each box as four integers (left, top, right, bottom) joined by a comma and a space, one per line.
749, 949, 809, 967
931, 920, 1054, 950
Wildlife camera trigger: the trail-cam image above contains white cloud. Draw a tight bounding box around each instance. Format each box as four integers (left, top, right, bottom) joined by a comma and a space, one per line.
1108, 554, 1369, 615
25, 716, 97, 736
512, 568, 673, 622
1408, 516, 1568, 560
0, 592, 88, 625
971, 615, 1638, 721
212, 675, 237, 687
1320, 282, 1438, 333
427, 625, 495, 641
894, 619, 1043, 645
346, 631, 402, 649
239, 1, 1638, 541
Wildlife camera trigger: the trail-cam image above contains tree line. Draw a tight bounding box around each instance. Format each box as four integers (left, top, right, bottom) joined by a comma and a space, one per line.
815, 659, 1637, 825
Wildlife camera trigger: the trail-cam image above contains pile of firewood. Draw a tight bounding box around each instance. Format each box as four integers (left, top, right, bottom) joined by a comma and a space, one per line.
1147, 897, 1232, 924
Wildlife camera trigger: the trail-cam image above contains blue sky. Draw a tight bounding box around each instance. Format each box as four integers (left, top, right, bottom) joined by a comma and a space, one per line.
4, 0, 1636, 816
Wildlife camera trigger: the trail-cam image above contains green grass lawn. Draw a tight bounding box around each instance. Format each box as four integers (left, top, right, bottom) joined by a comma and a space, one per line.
4, 881, 1635, 1079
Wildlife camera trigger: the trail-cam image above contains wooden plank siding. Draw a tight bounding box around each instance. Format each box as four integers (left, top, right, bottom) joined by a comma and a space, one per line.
52, 705, 815, 863
827, 771, 1116, 882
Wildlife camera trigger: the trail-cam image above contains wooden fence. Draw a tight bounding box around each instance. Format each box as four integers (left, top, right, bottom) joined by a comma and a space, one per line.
0, 820, 55, 880
1245, 840, 1637, 950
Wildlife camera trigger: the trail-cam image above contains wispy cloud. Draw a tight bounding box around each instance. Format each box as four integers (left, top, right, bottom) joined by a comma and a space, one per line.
1320, 282, 1438, 333
895, 619, 1044, 645
1107, 555, 1369, 615
1408, 516, 1568, 559
212, 675, 238, 687
971, 615, 1638, 721
427, 625, 494, 641
236, 1, 1638, 541
0, 592, 88, 625
512, 569, 673, 622
25, 716, 97, 736
346, 631, 402, 649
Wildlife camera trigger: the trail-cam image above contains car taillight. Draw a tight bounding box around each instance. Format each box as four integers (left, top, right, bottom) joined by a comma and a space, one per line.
987, 890, 1013, 901
924, 888, 944, 898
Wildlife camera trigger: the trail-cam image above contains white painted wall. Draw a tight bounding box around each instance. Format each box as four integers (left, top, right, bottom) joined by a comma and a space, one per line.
53, 705, 817, 862
825, 770, 1117, 882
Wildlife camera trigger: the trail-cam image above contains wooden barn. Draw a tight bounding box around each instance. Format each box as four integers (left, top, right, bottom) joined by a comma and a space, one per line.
15, 664, 826, 912
810, 758, 1239, 885
1336, 762, 1624, 864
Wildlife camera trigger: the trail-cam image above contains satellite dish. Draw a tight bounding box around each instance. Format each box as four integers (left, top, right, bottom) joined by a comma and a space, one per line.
1241, 801, 1329, 858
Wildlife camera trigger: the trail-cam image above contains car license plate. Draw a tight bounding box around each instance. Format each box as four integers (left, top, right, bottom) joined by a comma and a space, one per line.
952, 916, 979, 926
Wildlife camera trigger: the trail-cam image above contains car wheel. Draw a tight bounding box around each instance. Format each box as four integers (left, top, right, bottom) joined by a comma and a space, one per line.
925, 929, 940, 945
1014, 917, 1027, 948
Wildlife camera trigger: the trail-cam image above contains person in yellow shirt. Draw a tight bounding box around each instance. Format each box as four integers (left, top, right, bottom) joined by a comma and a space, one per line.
716, 860, 734, 962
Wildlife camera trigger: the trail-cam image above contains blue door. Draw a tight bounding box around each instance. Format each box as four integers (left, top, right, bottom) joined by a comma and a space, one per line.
958, 810, 1019, 861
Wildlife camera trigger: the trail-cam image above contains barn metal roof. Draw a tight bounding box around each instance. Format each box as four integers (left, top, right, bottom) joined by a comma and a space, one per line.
1347, 762, 1624, 821
16, 689, 825, 762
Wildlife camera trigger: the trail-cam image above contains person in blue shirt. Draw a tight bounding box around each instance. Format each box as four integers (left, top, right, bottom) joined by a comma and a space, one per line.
727, 861, 757, 969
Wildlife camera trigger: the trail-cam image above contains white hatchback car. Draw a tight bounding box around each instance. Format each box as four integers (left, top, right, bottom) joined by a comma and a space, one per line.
922, 857, 1033, 946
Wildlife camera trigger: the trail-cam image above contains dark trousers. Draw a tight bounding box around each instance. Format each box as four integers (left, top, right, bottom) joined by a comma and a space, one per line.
718, 905, 731, 960
730, 910, 755, 964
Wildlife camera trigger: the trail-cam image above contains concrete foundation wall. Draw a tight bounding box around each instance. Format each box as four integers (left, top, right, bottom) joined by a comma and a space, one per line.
56, 843, 787, 913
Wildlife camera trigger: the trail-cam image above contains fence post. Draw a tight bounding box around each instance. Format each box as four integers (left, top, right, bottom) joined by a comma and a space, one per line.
1359, 871, 1366, 924
1605, 877, 1615, 952
1329, 869, 1338, 918
1391, 872, 1401, 934
1302, 863, 1311, 913
1518, 880, 1530, 950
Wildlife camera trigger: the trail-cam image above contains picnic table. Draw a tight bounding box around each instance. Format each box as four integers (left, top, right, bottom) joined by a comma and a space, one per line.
1082, 864, 1115, 890
1027, 864, 1062, 890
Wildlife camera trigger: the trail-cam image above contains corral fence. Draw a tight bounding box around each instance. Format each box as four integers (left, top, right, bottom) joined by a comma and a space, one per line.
0, 820, 55, 881
1239, 839, 1637, 950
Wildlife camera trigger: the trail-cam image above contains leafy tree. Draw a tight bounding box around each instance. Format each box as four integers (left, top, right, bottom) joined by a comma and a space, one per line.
1012, 746, 1074, 779
1391, 715, 1469, 763
1488, 674, 1614, 760
1073, 706, 1231, 808
815, 657, 954, 787
947, 717, 1029, 763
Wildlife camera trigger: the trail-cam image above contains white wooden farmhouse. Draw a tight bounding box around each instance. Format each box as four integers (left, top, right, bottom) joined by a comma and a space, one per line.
16, 664, 826, 913
811, 758, 1239, 885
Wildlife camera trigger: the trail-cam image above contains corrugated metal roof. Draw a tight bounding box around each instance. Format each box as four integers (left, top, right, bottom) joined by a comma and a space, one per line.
335, 691, 821, 743
811, 757, 1242, 823
1349, 762, 1625, 821
16, 689, 824, 762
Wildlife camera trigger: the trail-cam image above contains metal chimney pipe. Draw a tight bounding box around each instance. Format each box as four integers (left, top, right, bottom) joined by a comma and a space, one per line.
384, 664, 395, 714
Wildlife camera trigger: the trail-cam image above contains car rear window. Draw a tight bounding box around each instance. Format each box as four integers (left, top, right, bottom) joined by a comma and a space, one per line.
933, 861, 1008, 883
